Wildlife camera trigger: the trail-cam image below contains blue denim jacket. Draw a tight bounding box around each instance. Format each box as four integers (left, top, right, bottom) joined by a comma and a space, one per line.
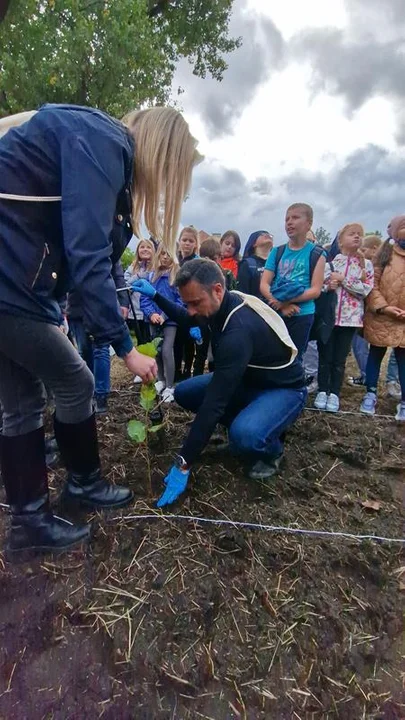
0, 104, 134, 357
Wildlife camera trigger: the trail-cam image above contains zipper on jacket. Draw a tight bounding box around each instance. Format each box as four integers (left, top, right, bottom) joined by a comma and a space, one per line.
31, 243, 50, 288
336, 256, 350, 326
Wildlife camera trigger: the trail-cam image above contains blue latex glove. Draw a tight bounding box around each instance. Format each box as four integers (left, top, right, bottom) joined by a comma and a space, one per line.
189, 326, 203, 345
157, 466, 190, 507
131, 279, 156, 298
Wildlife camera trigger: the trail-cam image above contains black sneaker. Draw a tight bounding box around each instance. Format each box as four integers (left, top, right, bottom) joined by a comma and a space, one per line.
94, 393, 108, 414
248, 454, 284, 480
347, 376, 365, 387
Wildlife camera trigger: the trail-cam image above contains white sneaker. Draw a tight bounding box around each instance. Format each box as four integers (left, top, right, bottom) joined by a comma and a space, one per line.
360, 391, 377, 416
162, 386, 175, 403
314, 391, 328, 410
326, 393, 340, 413
395, 401, 405, 422
133, 375, 142, 384
155, 380, 166, 395
386, 381, 402, 401
307, 377, 319, 394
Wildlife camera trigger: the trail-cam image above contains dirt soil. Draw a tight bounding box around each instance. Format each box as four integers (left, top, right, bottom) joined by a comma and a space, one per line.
0, 358, 404, 719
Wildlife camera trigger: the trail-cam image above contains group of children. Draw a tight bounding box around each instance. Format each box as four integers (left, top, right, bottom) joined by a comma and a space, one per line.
100, 205, 405, 421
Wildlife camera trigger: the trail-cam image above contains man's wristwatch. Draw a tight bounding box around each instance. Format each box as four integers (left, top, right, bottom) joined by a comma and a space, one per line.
174, 454, 190, 471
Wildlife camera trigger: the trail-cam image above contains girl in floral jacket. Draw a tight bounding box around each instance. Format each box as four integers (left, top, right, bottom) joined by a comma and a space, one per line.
314, 223, 374, 412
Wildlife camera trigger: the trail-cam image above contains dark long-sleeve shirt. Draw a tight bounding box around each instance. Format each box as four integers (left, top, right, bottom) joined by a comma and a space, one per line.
237, 255, 266, 298
154, 290, 305, 464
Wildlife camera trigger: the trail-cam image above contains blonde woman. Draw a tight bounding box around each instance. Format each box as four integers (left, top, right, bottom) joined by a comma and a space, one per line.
141, 247, 183, 403
0, 103, 200, 557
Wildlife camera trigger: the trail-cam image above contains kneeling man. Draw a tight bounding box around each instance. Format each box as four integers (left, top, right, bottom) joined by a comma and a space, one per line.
133, 259, 307, 506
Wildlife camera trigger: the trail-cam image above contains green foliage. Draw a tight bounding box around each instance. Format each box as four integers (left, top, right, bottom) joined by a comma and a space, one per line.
120, 247, 135, 271
314, 226, 332, 247
127, 418, 147, 443
148, 423, 164, 433
137, 337, 161, 359
0, 0, 240, 117
140, 382, 156, 411
365, 230, 382, 238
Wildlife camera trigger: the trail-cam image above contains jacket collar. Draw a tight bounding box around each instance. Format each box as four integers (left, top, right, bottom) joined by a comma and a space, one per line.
393, 243, 405, 258
211, 290, 243, 332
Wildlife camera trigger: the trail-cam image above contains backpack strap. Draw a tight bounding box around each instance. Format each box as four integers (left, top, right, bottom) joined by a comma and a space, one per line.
309, 244, 326, 278
245, 256, 259, 272
275, 244, 287, 271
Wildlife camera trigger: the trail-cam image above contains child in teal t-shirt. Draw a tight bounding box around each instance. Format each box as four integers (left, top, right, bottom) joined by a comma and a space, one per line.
265, 241, 315, 315
260, 204, 325, 358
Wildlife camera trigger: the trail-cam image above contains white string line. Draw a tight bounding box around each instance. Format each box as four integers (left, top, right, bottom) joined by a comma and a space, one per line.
116, 513, 405, 545
0, 502, 402, 543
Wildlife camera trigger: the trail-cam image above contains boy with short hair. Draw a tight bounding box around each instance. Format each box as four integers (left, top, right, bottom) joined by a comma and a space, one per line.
200, 237, 237, 290
260, 203, 325, 358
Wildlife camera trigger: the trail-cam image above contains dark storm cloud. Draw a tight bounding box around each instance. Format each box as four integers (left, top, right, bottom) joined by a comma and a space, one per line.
174, 0, 285, 138
292, 0, 405, 142
182, 145, 405, 243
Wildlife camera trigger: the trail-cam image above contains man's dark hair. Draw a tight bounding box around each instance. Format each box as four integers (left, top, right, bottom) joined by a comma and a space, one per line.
176, 258, 225, 290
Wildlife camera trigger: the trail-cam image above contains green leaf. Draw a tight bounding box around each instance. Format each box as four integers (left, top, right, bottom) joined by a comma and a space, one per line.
127, 419, 147, 443
137, 341, 159, 358
140, 383, 156, 411
148, 423, 164, 433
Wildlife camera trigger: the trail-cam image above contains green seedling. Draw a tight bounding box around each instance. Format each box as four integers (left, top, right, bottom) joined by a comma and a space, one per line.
127, 338, 164, 496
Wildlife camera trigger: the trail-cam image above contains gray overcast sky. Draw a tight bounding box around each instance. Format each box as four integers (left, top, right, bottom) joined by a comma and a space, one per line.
171, 0, 405, 246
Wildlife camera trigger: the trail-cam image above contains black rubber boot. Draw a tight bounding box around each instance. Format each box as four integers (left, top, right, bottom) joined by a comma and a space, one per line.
54, 414, 133, 510
1, 428, 90, 557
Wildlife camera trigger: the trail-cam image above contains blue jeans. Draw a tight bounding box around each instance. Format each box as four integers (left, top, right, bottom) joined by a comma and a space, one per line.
366, 346, 405, 400
69, 319, 111, 395
283, 314, 314, 361
352, 332, 369, 379
175, 374, 307, 460
386, 349, 399, 383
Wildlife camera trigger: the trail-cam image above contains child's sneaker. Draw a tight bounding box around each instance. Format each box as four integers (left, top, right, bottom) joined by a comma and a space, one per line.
326, 393, 340, 413
162, 386, 175, 403
386, 380, 402, 400
360, 391, 377, 415
307, 377, 319, 394
314, 391, 328, 410
395, 401, 405, 422
155, 380, 166, 395
347, 375, 365, 387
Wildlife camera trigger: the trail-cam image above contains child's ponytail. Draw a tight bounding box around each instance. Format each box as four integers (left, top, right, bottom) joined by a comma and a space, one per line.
375, 239, 393, 270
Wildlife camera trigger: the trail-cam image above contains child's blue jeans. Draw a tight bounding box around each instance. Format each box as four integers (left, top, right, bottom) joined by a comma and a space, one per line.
366, 346, 405, 400
69, 319, 111, 395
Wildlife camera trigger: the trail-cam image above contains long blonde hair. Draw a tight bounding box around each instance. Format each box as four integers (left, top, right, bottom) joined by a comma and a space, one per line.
130, 238, 155, 274
152, 245, 179, 286
122, 107, 202, 257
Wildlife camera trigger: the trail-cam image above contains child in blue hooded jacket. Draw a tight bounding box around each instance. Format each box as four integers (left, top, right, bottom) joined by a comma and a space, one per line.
140, 247, 184, 402
237, 231, 273, 299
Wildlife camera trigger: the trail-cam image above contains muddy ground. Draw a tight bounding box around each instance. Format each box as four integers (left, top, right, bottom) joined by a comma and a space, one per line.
0, 358, 404, 719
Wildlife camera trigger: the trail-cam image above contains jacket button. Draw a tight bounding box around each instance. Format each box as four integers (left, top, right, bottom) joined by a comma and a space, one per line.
117, 214, 123, 221
52, 272, 57, 279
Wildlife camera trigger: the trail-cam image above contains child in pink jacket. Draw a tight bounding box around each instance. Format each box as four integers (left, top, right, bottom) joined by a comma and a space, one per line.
314, 223, 374, 412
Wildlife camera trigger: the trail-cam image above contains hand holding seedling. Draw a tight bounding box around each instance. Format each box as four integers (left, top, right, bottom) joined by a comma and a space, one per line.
150, 313, 164, 325
124, 347, 157, 383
